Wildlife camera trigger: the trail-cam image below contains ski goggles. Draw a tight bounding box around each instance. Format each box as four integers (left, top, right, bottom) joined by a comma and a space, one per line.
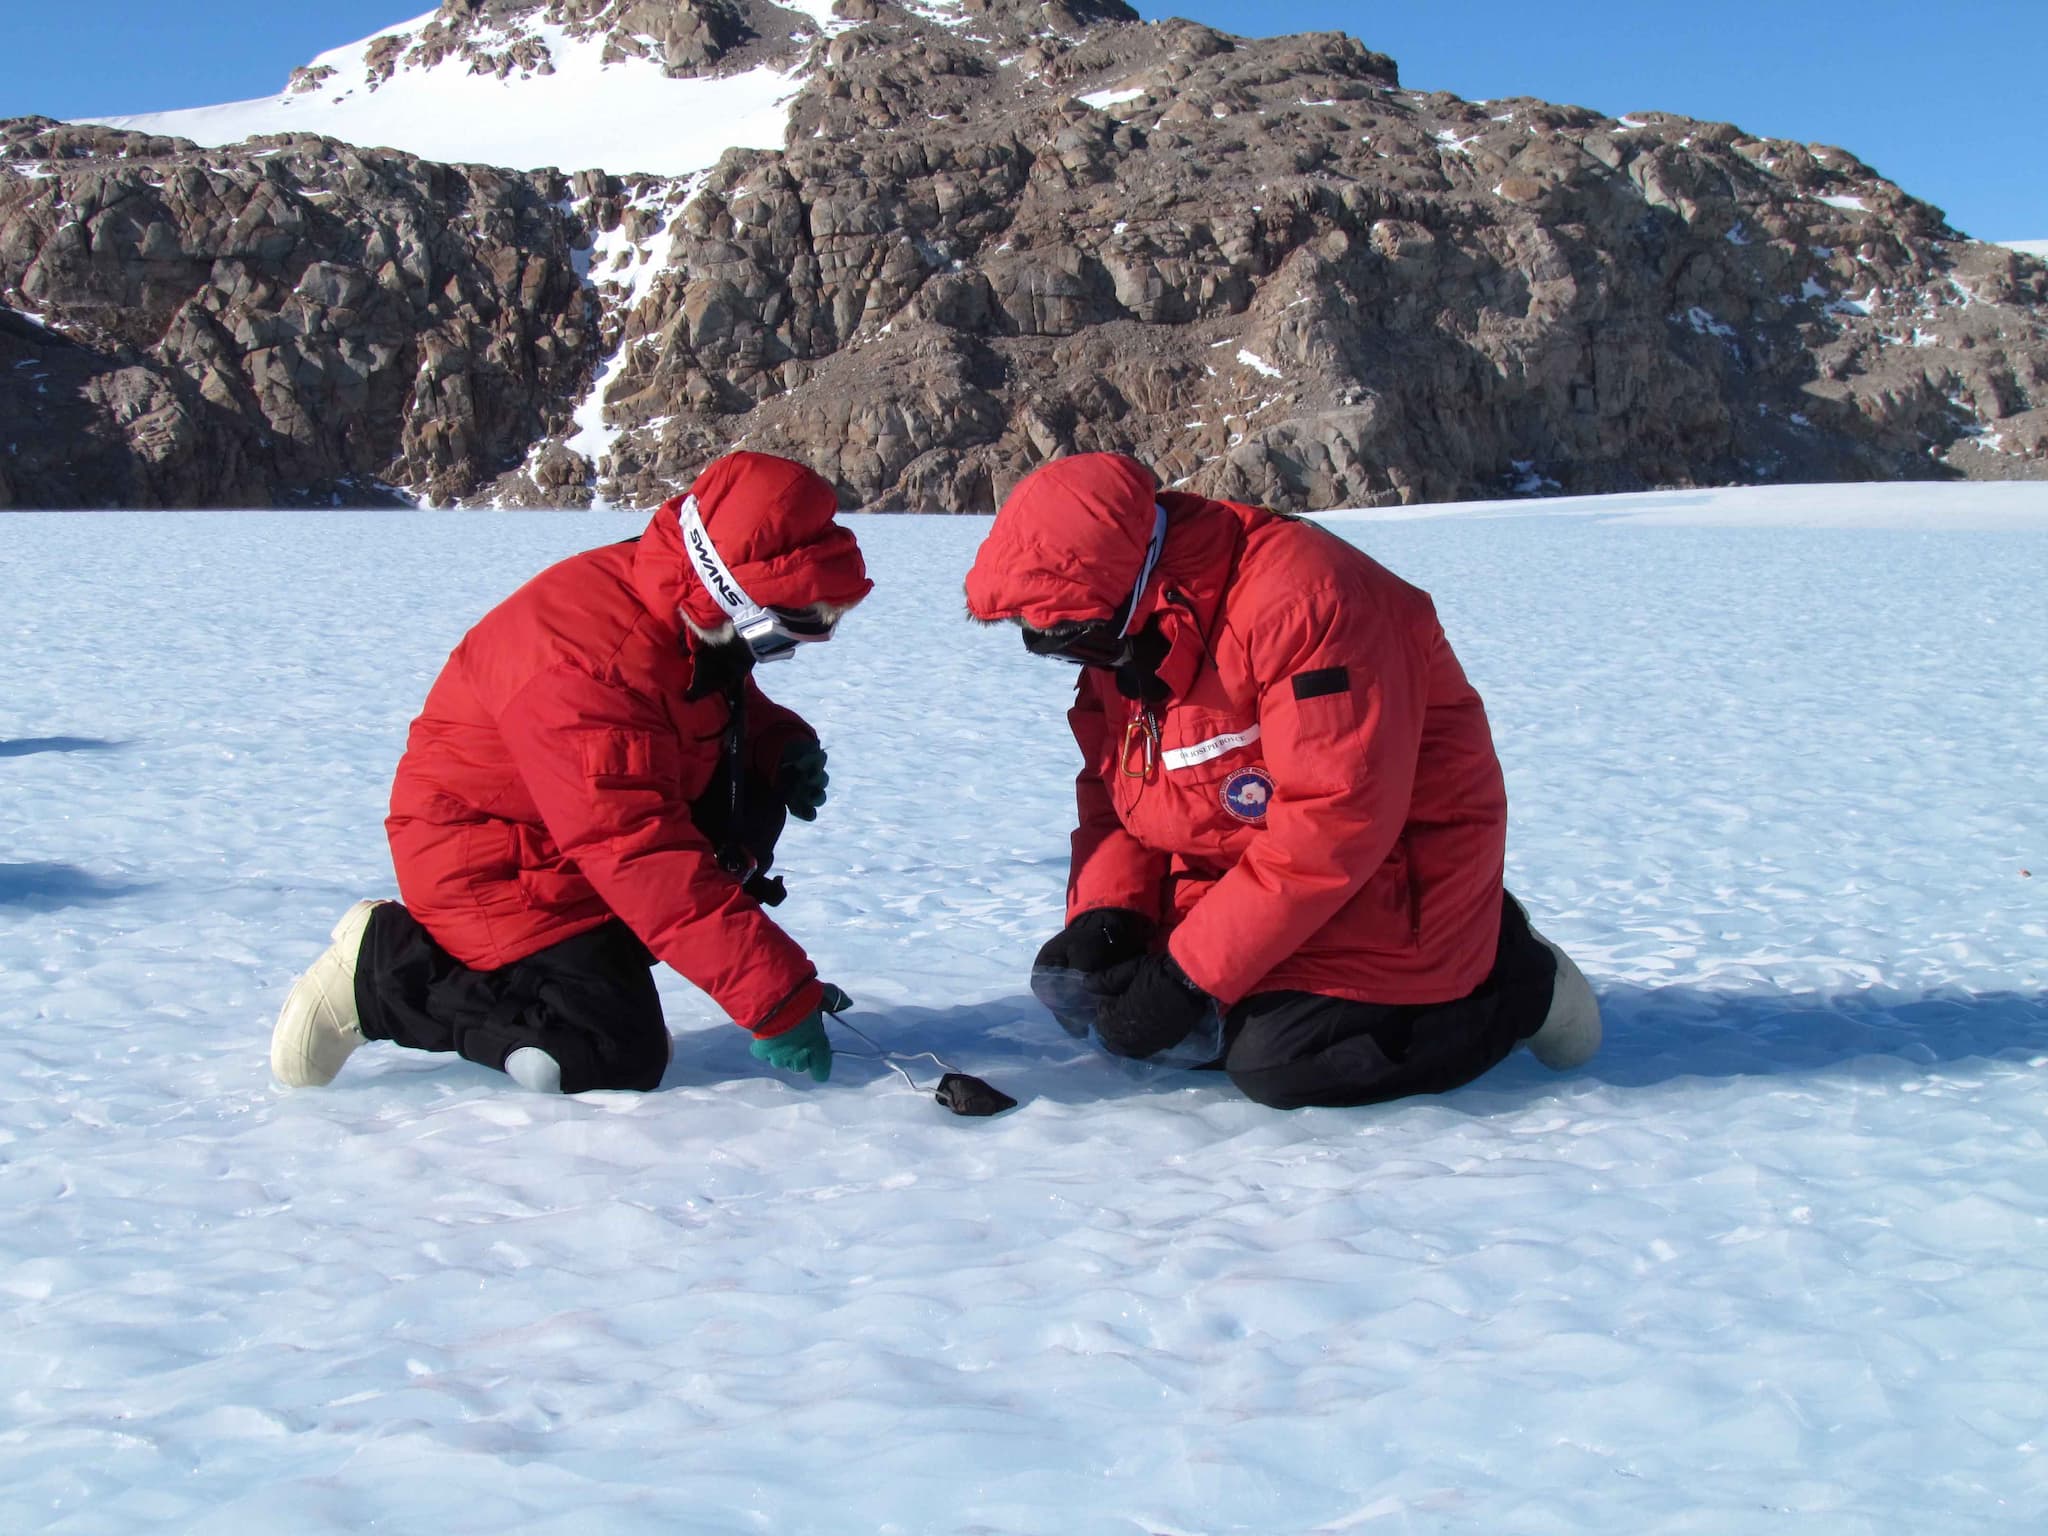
681, 494, 842, 665
737, 604, 841, 664
1017, 503, 1169, 671
1020, 620, 1132, 669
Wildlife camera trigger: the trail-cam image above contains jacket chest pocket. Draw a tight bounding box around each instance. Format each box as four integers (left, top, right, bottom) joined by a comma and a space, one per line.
1114, 707, 1269, 849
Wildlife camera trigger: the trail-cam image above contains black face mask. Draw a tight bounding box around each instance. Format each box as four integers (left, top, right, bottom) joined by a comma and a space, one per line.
1112, 621, 1173, 703
683, 628, 757, 701
1020, 619, 1132, 670
1019, 617, 1175, 704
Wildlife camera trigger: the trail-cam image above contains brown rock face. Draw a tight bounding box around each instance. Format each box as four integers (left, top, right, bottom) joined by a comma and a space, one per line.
407, 0, 763, 81
569, 9, 2046, 510
6, 0, 2045, 509
0, 118, 593, 506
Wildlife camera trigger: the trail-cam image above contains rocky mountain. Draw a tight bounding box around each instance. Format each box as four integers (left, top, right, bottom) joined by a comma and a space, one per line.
4, 0, 2044, 510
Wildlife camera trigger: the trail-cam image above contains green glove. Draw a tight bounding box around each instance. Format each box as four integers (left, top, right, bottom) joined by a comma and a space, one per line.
778, 738, 830, 822
748, 984, 853, 1083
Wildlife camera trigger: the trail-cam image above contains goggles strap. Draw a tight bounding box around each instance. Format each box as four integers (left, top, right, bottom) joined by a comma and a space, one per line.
1117, 503, 1170, 640
679, 495, 773, 637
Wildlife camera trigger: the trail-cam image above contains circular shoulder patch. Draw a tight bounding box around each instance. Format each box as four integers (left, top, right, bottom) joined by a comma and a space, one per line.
1220, 766, 1274, 824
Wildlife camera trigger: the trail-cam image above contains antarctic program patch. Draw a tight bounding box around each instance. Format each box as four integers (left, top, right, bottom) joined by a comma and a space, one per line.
1221, 766, 1274, 823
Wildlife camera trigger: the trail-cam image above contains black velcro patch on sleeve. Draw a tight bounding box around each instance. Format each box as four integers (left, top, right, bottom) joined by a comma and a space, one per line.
1291, 666, 1350, 700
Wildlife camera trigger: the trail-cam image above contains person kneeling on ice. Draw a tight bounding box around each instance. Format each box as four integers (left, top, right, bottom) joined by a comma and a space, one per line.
271, 452, 870, 1094
963, 453, 1601, 1110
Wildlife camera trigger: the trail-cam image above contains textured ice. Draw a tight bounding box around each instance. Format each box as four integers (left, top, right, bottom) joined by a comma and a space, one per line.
3, 486, 2047, 1531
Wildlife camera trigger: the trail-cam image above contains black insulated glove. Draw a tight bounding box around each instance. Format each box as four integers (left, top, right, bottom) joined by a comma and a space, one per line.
777, 738, 830, 821
1089, 952, 1212, 1060
1033, 907, 1156, 976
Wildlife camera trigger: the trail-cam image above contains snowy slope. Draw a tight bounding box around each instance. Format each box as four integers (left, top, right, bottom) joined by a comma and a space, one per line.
82, 9, 809, 176
2003, 239, 2048, 259
4, 486, 2048, 1532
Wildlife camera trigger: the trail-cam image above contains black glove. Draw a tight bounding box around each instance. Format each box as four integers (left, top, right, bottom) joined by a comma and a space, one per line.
1089, 951, 1212, 1060
1033, 907, 1155, 976
742, 872, 788, 907
777, 738, 830, 821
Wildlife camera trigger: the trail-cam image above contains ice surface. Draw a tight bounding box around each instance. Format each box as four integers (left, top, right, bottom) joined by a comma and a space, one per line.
3, 486, 2047, 1531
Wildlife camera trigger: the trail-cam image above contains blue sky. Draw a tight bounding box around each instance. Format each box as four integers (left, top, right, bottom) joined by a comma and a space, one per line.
3, 0, 2041, 240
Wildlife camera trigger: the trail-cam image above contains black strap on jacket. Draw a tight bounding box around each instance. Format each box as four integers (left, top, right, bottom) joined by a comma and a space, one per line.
680, 630, 787, 907
715, 679, 789, 908
716, 678, 752, 881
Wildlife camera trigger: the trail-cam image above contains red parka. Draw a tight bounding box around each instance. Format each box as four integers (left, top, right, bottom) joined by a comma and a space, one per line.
386, 453, 872, 1037
965, 453, 1507, 1008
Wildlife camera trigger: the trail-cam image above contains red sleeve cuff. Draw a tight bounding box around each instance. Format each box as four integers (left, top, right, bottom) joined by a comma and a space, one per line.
748, 977, 824, 1038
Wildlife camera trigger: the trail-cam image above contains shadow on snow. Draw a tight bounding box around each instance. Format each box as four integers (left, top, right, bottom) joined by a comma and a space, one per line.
0, 736, 125, 758
1548, 981, 2048, 1089
676, 982, 2048, 1110
328, 983, 2048, 1110
0, 862, 148, 908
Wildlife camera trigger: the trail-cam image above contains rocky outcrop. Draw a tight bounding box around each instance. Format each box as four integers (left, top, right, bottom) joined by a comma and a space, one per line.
5, 0, 2045, 509
368, 0, 831, 86
0, 118, 592, 506
563, 5, 2046, 510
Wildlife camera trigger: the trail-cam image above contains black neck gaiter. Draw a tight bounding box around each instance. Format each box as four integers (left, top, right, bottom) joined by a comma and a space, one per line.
683, 629, 757, 702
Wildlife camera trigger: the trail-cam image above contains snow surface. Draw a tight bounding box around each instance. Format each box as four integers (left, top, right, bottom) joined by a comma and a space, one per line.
4, 485, 2048, 1532
1682, 305, 1737, 339
82, 12, 806, 177
2002, 239, 2048, 259
776, 0, 860, 40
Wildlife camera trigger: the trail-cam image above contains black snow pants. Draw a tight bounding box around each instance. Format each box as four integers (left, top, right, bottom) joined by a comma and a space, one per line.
1218, 890, 1559, 1110
353, 765, 787, 1093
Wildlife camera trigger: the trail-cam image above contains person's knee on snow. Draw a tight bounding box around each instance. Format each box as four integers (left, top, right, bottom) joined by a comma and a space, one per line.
504, 1047, 563, 1094
1222, 992, 1415, 1110
347, 909, 669, 1092
500, 1005, 671, 1094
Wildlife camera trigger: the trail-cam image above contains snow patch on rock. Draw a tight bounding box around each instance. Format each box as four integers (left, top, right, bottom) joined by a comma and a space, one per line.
83, 13, 805, 178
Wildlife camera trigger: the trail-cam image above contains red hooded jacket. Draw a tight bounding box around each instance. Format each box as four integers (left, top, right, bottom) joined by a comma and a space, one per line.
965, 454, 1506, 1008
385, 453, 872, 1037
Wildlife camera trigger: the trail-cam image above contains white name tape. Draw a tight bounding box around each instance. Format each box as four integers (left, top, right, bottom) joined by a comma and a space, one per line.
1161, 723, 1261, 772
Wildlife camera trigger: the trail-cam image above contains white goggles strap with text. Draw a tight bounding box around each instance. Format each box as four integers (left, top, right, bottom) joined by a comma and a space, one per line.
679, 495, 772, 635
